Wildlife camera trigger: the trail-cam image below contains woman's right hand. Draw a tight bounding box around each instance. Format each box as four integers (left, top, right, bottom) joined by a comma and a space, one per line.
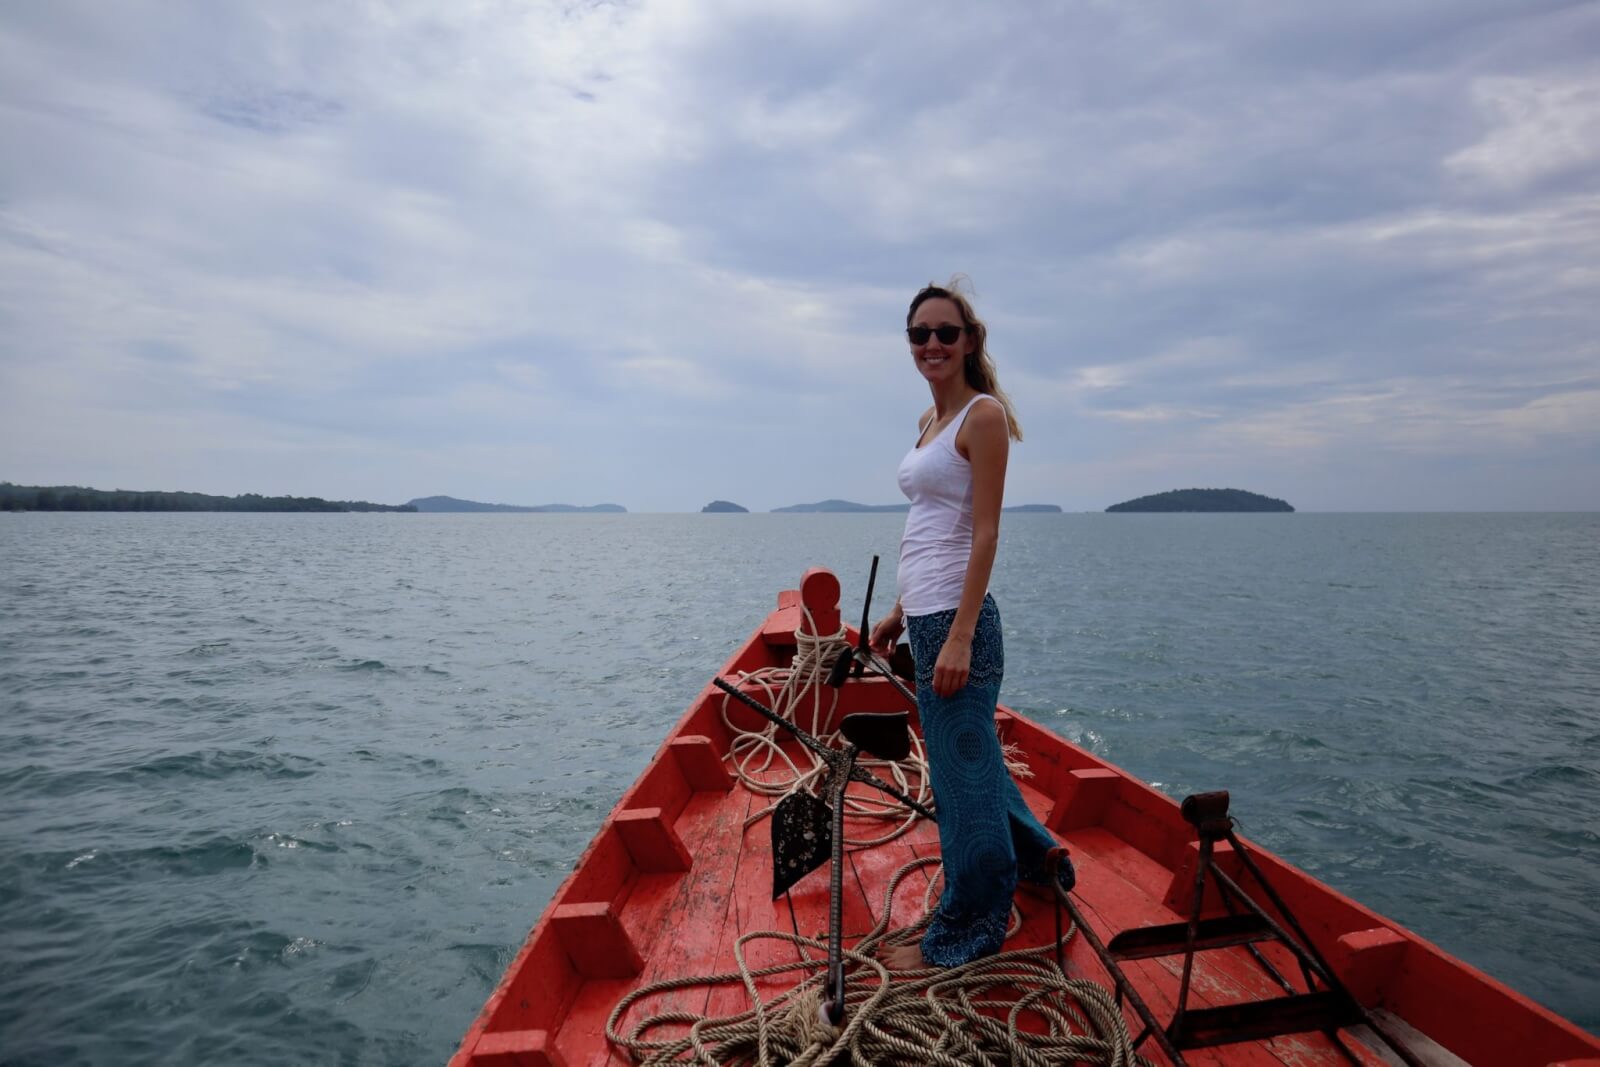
868, 613, 905, 657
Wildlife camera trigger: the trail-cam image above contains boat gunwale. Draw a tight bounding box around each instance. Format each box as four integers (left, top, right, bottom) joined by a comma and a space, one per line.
451, 584, 1600, 1067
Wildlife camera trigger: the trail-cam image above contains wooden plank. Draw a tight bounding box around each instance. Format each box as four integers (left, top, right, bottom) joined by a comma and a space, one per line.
612, 808, 693, 874
1065, 892, 1289, 1067
846, 810, 940, 937
557, 787, 751, 1067
668, 735, 733, 792
470, 1028, 566, 1067
1060, 826, 1405, 1066
703, 791, 806, 1023
833, 779, 915, 940
550, 903, 642, 979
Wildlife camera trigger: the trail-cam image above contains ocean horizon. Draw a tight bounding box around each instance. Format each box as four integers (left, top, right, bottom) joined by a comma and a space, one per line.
2, 510, 1596, 1063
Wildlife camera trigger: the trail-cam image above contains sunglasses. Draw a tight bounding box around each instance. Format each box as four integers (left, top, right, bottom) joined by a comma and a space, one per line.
906, 324, 964, 346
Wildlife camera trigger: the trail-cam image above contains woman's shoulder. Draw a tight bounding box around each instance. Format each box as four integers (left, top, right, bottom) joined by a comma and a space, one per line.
963, 394, 1007, 430
917, 404, 936, 431
955, 394, 1009, 454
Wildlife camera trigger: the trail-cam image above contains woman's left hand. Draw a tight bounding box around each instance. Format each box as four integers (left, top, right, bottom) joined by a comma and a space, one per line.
933, 634, 972, 697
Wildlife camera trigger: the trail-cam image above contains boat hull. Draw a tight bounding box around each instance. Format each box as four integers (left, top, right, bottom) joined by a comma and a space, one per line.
452, 576, 1600, 1066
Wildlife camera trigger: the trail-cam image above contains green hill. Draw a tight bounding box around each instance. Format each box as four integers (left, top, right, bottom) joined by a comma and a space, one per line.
1106, 488, 1293, 513
406, 495, 626, 513
0, 482, 413, 512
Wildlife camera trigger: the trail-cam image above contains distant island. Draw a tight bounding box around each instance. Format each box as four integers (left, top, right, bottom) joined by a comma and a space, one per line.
0, 482, 414, 512
1107, 488, 1293, 513
773, 499, 1062, 514
701, 500, 749, 513
406, 495, 626, 513
773, 499, 909, 513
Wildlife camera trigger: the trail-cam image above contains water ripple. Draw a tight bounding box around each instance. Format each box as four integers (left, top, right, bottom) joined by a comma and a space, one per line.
1, 511, 1596, 1064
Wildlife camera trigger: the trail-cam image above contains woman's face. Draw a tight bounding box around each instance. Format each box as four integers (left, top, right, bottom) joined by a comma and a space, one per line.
908, 296, 974, 385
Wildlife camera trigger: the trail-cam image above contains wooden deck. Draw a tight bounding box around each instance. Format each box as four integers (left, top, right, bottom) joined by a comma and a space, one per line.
544, 754, 1401, 1067
453, 578, 1600, 1067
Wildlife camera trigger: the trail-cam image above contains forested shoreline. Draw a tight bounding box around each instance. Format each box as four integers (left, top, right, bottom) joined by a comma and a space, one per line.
0, 482, 415, 512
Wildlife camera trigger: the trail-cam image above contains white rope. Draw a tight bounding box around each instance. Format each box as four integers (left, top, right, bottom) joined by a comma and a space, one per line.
607, 856, 1153, 1067
719, 602, 933, 847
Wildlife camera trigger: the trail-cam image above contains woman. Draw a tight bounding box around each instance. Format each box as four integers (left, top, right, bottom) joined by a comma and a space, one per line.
868, 280, 1071, 970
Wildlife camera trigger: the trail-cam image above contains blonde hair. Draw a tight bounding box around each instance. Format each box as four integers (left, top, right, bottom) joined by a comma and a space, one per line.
907, 277, 1023, 441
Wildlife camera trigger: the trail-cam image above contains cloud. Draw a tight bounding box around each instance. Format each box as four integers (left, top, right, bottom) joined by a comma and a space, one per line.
1, 1, 1596, 510
1447, 74, 1600, 189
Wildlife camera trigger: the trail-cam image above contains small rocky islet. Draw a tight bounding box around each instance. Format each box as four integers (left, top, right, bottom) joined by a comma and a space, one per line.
1106, 488, 1293, 513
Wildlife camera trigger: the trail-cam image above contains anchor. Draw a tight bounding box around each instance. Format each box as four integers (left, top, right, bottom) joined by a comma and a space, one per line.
712, 680, 930, 1025
711, 558, 934, 1025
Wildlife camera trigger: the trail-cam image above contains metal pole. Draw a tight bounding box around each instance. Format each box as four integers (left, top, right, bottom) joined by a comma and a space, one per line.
1054, 876, 1188, 1067
712, 678, 937, 822
1208, 856, 1426, 1067
822, 745, 857, 1025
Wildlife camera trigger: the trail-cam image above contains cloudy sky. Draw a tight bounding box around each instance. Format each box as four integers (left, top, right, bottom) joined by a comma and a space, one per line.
1, 1, 1596, 511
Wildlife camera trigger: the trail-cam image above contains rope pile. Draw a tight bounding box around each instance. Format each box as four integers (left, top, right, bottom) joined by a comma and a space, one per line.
606, 856, 1152, 1067
719, 606, 933, 847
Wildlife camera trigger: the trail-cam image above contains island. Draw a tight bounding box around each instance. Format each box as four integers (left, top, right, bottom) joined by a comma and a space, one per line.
1106, 488, 1293, 513
0, 482, 414, 512
406, 496, 626, 513
773, 499, 1063, 514
772, 499, 909, 513
701, 500, 749, 513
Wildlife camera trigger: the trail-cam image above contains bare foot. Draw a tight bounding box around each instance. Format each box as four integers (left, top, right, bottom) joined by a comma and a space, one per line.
882, 942, 926, 970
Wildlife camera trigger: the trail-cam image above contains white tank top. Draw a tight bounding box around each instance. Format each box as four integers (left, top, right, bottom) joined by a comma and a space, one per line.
895, 394, 999, 616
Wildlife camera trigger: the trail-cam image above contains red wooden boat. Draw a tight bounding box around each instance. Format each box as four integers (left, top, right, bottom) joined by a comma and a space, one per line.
452, 569, 1600, 1066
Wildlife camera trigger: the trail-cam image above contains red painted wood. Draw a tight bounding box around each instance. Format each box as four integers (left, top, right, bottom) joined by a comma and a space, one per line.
1161, 838, 1244, 913
832, 784, 917, 939
612, 808, 692, 874
454, 570, 1600, 1067
1331, 926, 1409, 1005
477, 931, 580, 1037
551, 902, 643, 979
667, 735, 732, 792
1065, 884, 1300, 1066
1061, 830, 1402, 1067
470, 1029, 565, 1067
760, 604, 803, 649
1381, 934, 1600, 1066
582, 787, 755, 1063
553, 827, 634, 915
713, 796, 804, 1017
798, 567, 842, 637
1048, 767, 1123, 832
617, 756, 691, 825
597, 792, 749, 1067
450, 622, 775, 1067
845, 813, 941, 935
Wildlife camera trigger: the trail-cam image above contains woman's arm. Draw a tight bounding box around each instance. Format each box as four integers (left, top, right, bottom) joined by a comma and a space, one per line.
868, 598, 905, 656
933, 400, 1008, 697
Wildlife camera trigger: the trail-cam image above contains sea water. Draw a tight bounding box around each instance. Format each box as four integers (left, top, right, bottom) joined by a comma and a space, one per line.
1, 511, 1596, 1063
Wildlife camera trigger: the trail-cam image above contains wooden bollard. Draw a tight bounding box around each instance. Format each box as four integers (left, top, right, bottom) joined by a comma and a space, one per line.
798, 567, 842, 639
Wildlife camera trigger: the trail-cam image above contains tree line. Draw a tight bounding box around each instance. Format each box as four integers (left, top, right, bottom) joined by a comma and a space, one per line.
0, 482, 416, 512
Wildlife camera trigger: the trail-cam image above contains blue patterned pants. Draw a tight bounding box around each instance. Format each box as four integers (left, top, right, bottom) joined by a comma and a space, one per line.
906, 595, 1070, 966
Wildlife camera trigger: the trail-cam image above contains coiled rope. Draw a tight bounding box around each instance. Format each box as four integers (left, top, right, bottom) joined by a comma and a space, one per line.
719, 605, 933, 848
720, 604, 1033, 848
606, 856, 1151, 1067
